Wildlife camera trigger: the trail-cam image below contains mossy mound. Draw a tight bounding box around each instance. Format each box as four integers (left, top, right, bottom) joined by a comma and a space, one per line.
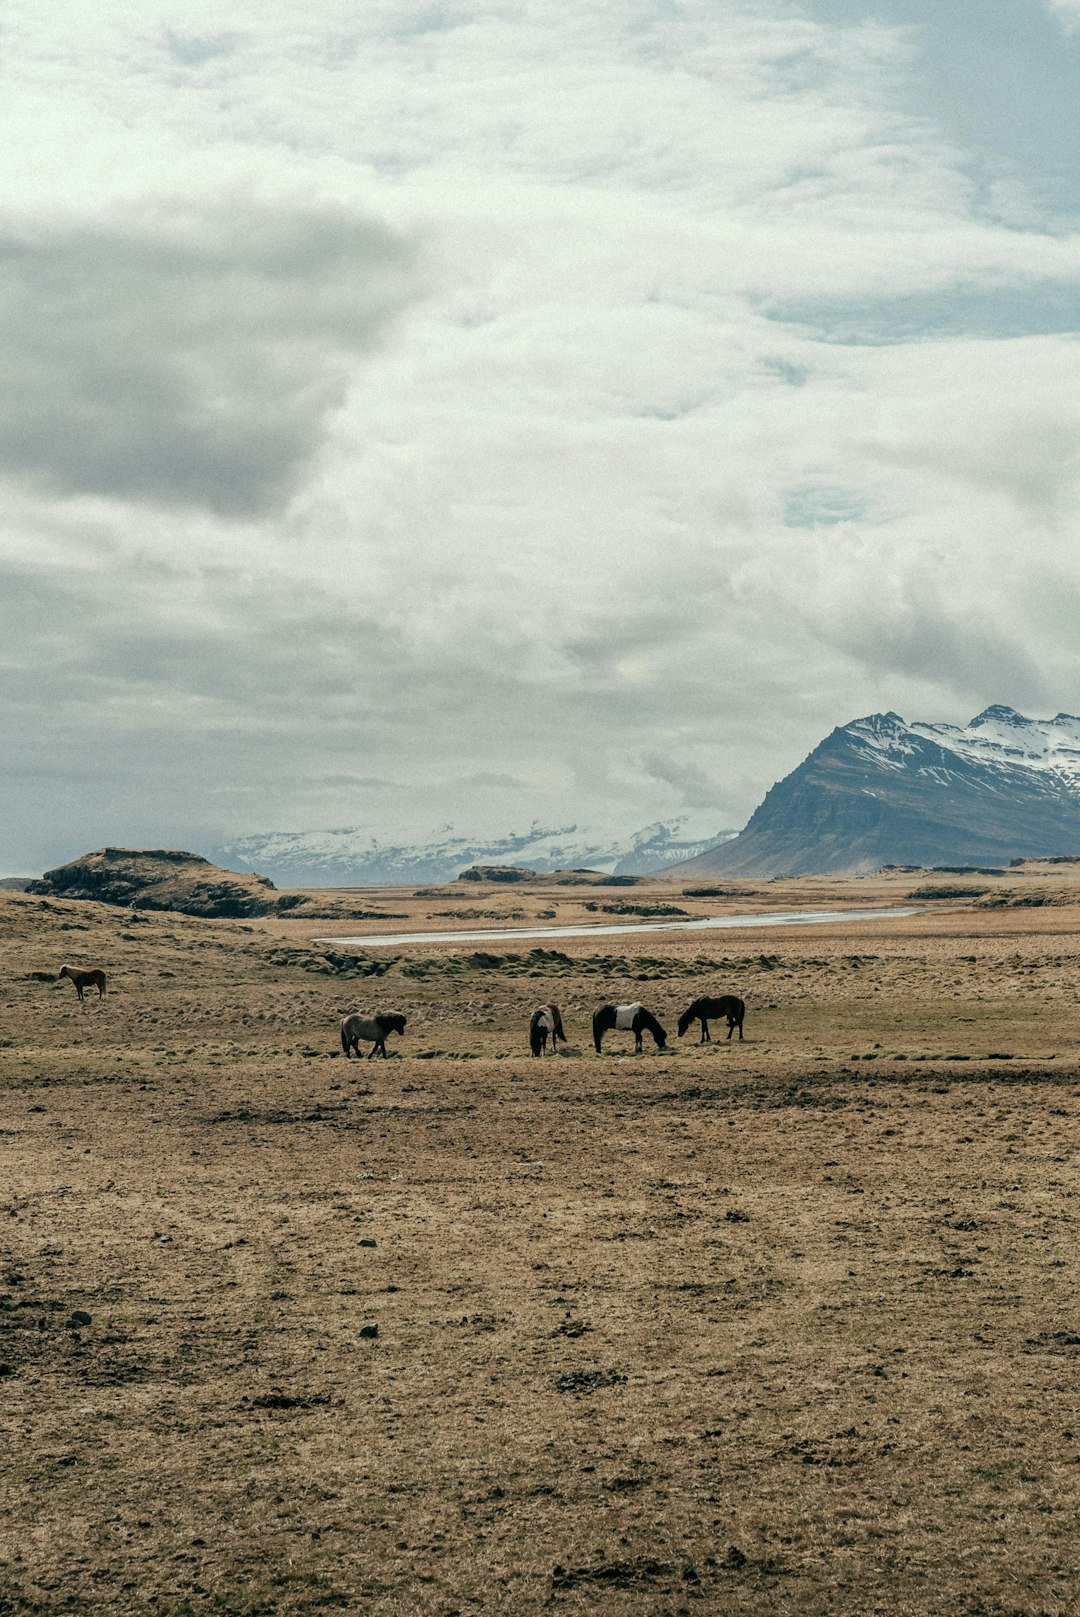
28, 847, 287, 919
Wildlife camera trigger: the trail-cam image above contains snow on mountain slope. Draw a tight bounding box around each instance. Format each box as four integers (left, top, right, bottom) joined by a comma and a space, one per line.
676, 706, 1080, 878
914, 707, 1080, 782
846, 706, 1080, 785
214, 817, 736, 887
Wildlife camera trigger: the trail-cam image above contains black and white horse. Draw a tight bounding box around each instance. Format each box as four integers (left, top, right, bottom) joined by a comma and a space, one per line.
592, 1002, 667, 1054
677, 995, 745, 1043
341, 1011, 407, 1058
530, 1003, 567, 1056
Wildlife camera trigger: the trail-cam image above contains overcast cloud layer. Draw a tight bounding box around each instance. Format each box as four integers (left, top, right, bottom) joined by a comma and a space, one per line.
4, 0, 1080, 871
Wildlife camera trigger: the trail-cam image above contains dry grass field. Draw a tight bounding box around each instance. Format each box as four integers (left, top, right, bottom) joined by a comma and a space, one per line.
3, 864, 1080, 1615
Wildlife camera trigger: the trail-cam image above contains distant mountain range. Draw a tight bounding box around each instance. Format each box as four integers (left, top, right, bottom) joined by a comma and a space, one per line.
213, 817, 736, 888
677, 706, 1080, 877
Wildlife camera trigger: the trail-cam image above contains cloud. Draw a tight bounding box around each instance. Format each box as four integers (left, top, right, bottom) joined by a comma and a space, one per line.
1046, 1, 1080, 31
313, 775, 408, 791
5, 2, 1080, 870
0, 198, 421, 515
164, 30, 239, 68
641, 753, 721, 812
810, 586, 1054, 715
458, 773, 530, 789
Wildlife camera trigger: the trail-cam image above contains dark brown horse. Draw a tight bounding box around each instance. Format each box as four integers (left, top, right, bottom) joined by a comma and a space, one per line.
58, 964, 107, 1003
677, 995, 745, 1042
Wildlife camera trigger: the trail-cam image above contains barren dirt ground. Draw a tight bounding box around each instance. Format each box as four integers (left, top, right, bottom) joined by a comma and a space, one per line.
3, 868, 1080, 1615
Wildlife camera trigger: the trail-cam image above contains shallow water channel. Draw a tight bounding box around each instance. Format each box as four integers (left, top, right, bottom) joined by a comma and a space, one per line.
315, 906, 920, 951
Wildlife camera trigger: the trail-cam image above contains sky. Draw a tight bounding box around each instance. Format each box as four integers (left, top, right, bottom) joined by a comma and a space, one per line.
4, 0, 1080, 872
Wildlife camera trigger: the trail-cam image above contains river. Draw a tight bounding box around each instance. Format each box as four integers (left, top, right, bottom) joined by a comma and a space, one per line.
314, 906, 920, 951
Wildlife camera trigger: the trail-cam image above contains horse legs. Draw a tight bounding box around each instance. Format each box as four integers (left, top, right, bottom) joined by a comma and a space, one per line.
700, 1019, 709, 1043
634, 1031, 643, 1053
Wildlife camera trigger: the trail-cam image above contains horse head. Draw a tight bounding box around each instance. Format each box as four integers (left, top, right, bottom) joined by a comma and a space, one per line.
644, 1011, 668, 1049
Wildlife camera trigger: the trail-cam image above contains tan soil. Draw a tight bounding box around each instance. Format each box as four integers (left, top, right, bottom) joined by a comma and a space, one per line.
2, 864, 1080, 1614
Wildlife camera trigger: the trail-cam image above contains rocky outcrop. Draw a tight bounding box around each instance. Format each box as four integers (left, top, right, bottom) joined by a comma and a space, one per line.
678, 708, 1080, 877
28, 847, 287, 918
457, 865, 537, 883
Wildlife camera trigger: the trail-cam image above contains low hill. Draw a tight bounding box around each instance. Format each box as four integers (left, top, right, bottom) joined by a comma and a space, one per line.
27, 847, 306, 919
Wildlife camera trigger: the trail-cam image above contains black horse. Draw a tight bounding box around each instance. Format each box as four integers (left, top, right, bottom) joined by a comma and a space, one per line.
530, 1004, 567, 1056
592, 1001, 667, 1054
677, 995, 745, 1043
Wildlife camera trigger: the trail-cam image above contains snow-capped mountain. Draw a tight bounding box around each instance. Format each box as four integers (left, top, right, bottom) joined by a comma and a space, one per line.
676, 706, 1080, 877
213, 817, 736, 887
855, 706, 1080, 785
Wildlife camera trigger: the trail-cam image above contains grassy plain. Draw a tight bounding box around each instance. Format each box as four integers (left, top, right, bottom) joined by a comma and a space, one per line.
3, 864, 1080, 1615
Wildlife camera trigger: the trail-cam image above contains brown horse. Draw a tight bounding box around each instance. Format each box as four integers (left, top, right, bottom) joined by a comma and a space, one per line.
58, 964, 107, 1003
341, 1011, 407, 1058
677, 995, 745, 1042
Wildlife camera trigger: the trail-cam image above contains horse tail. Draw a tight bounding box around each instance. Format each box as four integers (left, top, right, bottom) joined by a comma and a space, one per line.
341, 1019, 351, 1056
592, 1006, 608, 1053
552, 1005, 566, 1043
734, 997, 745, 1033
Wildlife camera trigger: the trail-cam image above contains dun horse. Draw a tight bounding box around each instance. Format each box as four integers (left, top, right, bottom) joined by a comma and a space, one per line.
592, 1002, 667, 1054
529, 1004, 566, 1056
58, 965, 107, 1003
677, 995, 745, 1043
341, 1012, 407, 1058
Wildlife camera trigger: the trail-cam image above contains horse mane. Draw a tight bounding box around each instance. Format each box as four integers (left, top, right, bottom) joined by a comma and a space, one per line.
677, 1000, 701, 1037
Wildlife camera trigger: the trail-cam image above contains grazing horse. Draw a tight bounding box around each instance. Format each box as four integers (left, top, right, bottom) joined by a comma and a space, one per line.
58, 964, 107, 1003
341, 1011, 407, 1059
592, 1001, 667, 1054
677, 995, 745, 1043
529, 1003, 567, 1056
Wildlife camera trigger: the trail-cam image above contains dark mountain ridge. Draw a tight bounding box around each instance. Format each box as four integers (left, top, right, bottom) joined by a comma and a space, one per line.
679, 707, 1080, 877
